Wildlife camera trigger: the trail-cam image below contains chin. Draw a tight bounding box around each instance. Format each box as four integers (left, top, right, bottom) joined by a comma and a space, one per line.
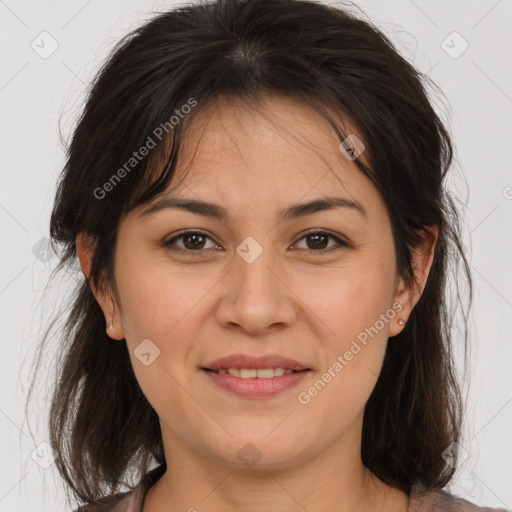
207, 434, 310, 471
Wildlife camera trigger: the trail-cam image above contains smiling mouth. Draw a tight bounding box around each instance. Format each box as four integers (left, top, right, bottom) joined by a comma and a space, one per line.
201, 368, 309, 378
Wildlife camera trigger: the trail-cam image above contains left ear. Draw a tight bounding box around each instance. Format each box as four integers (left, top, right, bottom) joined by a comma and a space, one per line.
388, 225, 439, 337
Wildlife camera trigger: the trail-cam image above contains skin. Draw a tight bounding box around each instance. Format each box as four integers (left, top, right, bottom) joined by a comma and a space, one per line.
77, 94, 438, 512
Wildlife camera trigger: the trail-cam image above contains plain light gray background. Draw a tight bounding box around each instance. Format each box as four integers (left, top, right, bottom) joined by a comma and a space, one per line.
1, 0, 511, 510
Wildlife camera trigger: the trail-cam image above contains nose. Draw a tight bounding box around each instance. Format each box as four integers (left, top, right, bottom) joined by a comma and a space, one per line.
215, 243, 297, 336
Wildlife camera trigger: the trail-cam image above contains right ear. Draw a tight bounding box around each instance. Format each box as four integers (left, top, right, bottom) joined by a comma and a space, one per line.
75, 233, 125, 340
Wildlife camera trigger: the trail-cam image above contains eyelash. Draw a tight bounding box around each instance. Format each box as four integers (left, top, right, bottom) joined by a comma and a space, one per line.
163, 229, 350, 255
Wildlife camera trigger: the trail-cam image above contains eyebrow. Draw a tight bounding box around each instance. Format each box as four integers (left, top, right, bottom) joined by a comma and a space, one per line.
139, 196, 367, 222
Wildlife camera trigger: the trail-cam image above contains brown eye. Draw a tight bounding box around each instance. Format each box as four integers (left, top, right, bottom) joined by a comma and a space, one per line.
163, 229, 349, 255
164, 231, 218, 253
294, 230, 349, 253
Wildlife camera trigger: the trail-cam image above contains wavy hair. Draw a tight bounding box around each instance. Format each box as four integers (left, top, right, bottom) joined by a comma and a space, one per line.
26, 0, 472, 508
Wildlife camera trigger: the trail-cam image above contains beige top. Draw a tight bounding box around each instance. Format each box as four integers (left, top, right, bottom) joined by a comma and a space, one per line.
74, 464, 510, 512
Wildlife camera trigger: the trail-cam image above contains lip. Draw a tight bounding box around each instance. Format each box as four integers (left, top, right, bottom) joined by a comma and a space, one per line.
201, 353, 312, 372
202, 368, 311, 398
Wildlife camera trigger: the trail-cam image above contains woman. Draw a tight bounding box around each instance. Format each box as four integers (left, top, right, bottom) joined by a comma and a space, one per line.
28, 0, 509, 511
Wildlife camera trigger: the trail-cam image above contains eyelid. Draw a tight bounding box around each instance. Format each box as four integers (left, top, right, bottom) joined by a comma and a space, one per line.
295, 228, 347, 243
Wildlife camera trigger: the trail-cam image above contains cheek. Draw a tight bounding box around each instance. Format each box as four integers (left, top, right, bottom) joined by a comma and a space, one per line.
301, 258, 395, 341
115, 250, 205, 341
115, 261, 207, 417
295, 261, 393, 408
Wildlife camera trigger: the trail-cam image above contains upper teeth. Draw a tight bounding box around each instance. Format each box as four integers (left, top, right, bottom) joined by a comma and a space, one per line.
218, 368, 295, 378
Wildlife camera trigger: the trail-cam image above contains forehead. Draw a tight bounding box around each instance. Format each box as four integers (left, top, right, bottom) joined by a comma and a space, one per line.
126, 93, 389, 230
171, 94, 374, 200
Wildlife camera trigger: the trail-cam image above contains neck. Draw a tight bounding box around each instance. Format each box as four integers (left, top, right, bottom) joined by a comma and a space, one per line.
143, 413, 409, 512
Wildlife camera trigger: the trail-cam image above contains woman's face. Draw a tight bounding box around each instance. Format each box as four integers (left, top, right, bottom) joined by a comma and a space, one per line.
81, 94, 435, 470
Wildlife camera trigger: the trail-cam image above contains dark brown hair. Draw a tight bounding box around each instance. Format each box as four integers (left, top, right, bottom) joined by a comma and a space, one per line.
26, 0, 472, 508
